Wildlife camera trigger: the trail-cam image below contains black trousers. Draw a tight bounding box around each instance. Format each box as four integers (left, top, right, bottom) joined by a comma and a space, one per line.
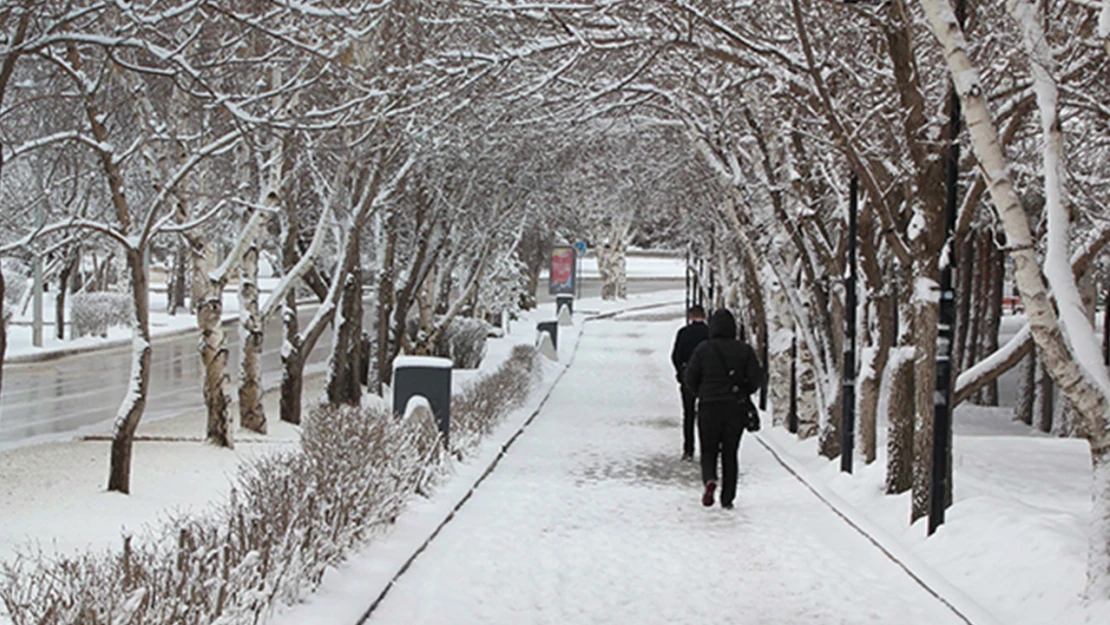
680, 384, 698, 456
698, 401, 745, 506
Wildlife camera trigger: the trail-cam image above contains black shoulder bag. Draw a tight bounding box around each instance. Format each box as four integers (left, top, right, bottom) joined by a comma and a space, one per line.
707, 342, 761, 432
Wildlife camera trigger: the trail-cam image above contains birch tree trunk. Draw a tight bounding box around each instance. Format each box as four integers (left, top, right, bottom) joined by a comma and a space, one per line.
198, 269, 231, 447
278, 203, 305, 425
326, 263, 364, 406
238, 230, 265, 434
923, 0, 1110, 595
108, 248, 152, 493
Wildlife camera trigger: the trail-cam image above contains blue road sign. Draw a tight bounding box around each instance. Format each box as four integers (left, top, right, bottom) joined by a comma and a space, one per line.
574, 241, 587, 255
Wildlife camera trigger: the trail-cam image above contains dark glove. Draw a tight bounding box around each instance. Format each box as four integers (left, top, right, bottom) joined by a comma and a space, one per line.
676, 372, 683, 385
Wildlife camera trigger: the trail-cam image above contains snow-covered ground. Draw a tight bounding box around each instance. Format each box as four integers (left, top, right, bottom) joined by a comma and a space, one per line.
761, 400, 1107, 624
0, 285, 686, 625
339, 307, 968, 625
2, 262, 1105, 624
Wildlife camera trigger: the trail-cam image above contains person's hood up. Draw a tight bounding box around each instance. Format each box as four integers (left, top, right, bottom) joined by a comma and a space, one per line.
708, 309, 737, 339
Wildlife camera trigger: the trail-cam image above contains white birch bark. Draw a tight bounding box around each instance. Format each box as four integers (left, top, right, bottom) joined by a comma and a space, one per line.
921, 0, 1110, 596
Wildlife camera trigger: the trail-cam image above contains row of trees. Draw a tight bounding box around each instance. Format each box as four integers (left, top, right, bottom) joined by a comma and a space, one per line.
3, 0, 1109, 603
463, 0, 1110, 599
0, 1, 694, 497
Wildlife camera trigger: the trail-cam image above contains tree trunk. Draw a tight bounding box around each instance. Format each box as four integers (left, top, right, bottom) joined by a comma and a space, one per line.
199, 276, 231, 447
911, 292, 941, 523
980, 238, 1004, 405
861, 291, 894, 465
238, 233, 266, 434
1014, 351, 1036, 425
169, 240, 187, 315
107, 248, 153, 494
55, 254, 75, 340
279, 289, 304, 425
1034, 355, 1054, 434
797, 342, 819, 440
326, 264, 364, 406
954, 232, 976, 371
886, 344, 916, 495
376, 210, 397, 392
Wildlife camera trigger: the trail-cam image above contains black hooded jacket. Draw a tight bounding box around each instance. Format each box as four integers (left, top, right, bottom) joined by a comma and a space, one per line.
684, 309, 764, 406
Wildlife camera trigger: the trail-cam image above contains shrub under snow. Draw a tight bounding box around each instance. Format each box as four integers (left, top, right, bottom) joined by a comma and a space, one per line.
70, 292, 132, 338
0, 345, 541, 625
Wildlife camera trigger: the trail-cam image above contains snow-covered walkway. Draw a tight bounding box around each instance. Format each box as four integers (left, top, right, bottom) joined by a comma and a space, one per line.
366, 307, 966, 625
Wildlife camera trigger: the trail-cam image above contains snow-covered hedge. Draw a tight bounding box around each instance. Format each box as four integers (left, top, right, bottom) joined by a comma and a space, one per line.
70, 292, 132, 338
436, 317, 491, 369
0, 345, 541, 625
405, 316, 493, 369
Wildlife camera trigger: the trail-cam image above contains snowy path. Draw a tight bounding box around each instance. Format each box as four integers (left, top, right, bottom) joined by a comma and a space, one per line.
366, 308, 966, 625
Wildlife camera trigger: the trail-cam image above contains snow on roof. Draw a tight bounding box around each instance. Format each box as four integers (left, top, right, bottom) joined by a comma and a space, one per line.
393, 355, 453, 370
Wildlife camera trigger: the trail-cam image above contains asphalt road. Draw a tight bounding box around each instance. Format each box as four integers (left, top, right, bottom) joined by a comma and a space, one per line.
0, 305, 340, 447
0, 277, 686, 447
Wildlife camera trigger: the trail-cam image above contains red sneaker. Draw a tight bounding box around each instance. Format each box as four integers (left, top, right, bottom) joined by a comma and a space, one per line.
702, 481, 716, 507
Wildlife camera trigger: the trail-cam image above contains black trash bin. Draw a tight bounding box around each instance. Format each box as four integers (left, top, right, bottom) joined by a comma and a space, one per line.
392, 356, 453, 446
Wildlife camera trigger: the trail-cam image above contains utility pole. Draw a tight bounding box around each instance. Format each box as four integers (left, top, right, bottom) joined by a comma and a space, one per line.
841, 174, 859, 474
930, 0, 966, 536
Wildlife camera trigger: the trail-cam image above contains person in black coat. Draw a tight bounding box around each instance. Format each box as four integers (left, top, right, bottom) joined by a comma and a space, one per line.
684, 308, 764, 509
671, 305, 709, 460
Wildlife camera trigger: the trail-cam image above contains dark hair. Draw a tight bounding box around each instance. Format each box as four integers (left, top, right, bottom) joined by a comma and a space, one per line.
687, 305, 706, 318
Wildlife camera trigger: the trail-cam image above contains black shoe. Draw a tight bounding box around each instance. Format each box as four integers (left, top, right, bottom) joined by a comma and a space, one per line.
722, 502, 734, 510
681, 452, 693, 462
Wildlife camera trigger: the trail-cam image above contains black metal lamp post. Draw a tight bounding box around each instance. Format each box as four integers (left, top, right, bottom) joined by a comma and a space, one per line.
929, 0, 966, 536
841, 174, 859, 474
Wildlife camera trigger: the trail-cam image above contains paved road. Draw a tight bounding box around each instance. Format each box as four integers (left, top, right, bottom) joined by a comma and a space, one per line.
0, 277, 686, 447
0, 306, 341, 446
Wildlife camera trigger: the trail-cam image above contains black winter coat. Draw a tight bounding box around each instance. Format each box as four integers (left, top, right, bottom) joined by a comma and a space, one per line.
685, 310, 764, 406
671, 320, 709, 380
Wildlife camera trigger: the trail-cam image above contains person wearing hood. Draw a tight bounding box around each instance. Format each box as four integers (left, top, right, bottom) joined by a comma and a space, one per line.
671, 305, 709, 460
684, 308, 764, 509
